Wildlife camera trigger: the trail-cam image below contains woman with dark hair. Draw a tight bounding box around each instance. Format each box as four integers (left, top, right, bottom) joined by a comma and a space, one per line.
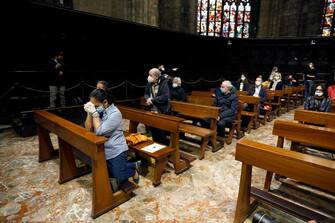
304, 84, 331, 112
84, 89, 140, 186
235, 73, 250, 92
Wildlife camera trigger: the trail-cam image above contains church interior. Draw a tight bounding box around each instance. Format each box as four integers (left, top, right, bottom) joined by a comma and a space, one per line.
1, 0, 335, 222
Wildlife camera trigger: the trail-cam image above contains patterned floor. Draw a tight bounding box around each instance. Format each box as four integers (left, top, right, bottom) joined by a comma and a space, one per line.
0, 107, 334, 222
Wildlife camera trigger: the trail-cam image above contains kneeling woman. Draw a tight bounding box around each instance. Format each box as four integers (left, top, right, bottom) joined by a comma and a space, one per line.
84, 89, 140, 184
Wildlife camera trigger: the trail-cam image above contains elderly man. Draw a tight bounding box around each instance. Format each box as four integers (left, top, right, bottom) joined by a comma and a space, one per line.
215, 81, 239, 136
144, 68, 170, 144
144, 68, 170, 114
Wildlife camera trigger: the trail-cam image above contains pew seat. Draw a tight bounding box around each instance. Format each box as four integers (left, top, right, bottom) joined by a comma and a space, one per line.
179, 123, 216, 160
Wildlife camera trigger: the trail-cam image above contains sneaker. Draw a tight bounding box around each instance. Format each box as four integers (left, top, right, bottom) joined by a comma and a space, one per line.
133, 170, 140, 184
109, 178, 119, 192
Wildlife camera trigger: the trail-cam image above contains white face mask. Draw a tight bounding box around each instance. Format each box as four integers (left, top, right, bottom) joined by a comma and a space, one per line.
241, 76, 246, 81
172, 83, 178, 88
255, 81, 262, 86
274, 76, 280, 81
315, 91, 323, 97
147, 76, 154, 83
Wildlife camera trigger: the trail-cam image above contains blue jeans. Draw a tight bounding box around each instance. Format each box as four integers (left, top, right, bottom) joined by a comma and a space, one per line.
107, 151, 136, 183
304, 80, 314, 99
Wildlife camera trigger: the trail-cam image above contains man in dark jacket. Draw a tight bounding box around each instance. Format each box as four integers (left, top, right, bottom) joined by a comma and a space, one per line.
144, 68, 170, 113
144, 68, 170, 144
214, 80, 239, 137
248, 77, 267, 105
48, 50, 65, 108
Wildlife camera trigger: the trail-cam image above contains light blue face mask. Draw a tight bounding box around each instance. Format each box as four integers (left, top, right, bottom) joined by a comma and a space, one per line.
96, 106, 105, 116
220, 87, 226, 94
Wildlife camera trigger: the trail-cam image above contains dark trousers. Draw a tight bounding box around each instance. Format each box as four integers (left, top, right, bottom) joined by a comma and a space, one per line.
107, 151, 136, 184
148, 126, 169, 145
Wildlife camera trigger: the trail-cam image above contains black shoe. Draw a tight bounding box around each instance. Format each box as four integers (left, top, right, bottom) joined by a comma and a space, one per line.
135, 160, 142, 174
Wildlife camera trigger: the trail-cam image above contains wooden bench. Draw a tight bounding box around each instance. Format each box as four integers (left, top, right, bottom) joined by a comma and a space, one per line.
187, 95, 244, 144
234, 139, 335, 223
281, 87, 293, 112
267, 90, 283, 117
170, 100, 220, 159
239, 95, 261, 133
123, 132, 175, 186
118, 105, 191, 174
236, 91, 248, 96
294, 109, 335, 129
331, 99, 335, 113
190, 90, 214, 98
264, 119, 335, 191
186, 95, 215, 106
34, 110, 135, 219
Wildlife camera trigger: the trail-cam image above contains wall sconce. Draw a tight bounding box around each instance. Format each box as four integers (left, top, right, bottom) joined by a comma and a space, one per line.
227, 40, 232, 45
310, 39, 316, 45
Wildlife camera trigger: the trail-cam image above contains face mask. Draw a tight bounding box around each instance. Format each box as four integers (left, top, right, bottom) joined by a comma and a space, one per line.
255, 81, 262, 86
96, 105, 104, 115
315, 92, 323, 97
220, 87, 227, 94
274, 76, 279, 81
147, 76, 154, 83
172, 83, 178, 88
241, 77, 246, 81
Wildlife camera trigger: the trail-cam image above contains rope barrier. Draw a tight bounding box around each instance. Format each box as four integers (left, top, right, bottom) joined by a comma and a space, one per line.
181, 79, 202, 84
18, 84, 50, 93
65, 83, 82, 91
83, 82, 96, 89
202, 78, 222, 83
127, 81, 147, 88
109, 81, 126, 90
0, 87, 15, 99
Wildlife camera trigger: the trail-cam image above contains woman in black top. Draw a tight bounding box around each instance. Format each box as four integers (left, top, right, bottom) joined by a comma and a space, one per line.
304, 62, 317, 98
170, 77, 186, 102
235, 73, 250, 92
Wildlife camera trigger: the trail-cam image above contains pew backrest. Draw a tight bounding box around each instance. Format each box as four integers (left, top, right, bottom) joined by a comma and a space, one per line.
272, 120, 335, 152
34, 110, 107, 159
186, 96, 215, 106
294, 109, 335, 129
236, 139, 335, 194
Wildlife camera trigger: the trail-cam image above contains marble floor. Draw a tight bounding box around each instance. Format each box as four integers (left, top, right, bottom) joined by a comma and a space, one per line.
0, 108, 334, 222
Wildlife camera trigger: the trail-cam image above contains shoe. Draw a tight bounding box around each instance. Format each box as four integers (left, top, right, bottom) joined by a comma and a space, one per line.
109, 178, 119, 192
135, 160, 142, 174
133, 170, 140, 184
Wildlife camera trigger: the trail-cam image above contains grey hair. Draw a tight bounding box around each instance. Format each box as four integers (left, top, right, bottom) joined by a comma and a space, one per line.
222, 80, 233, 91
173, 77, 182, 85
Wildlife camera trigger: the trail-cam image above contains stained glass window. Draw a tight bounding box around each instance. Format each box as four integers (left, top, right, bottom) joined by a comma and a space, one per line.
321, 0, 335, 36
197, 0, 251, 38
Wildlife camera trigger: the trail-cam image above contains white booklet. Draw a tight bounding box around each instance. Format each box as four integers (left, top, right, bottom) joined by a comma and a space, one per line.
141, 143, 166, 153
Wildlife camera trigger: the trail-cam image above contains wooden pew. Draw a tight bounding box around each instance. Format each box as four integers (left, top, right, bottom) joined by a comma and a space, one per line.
118, 105, 190, 174
294, 109, 335, 129
331, 99, 335, 113
239, 95, 261, 133
234, 139, 335, 223
281, 87, 293, 113
236, 91, 248, 96
34, 110, 134, 219
190, 90, 214, 98
264, 119, 335, 191
186, 95, 215, 106
170, 100, 221, 159
267, 90, 283, 117
187, 95, 244, 144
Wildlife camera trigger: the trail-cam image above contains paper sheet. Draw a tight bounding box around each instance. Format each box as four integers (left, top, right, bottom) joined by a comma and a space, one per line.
141, 143, 166, 153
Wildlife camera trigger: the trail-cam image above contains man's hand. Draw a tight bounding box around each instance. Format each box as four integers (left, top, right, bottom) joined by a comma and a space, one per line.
146, 98, 153, 105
